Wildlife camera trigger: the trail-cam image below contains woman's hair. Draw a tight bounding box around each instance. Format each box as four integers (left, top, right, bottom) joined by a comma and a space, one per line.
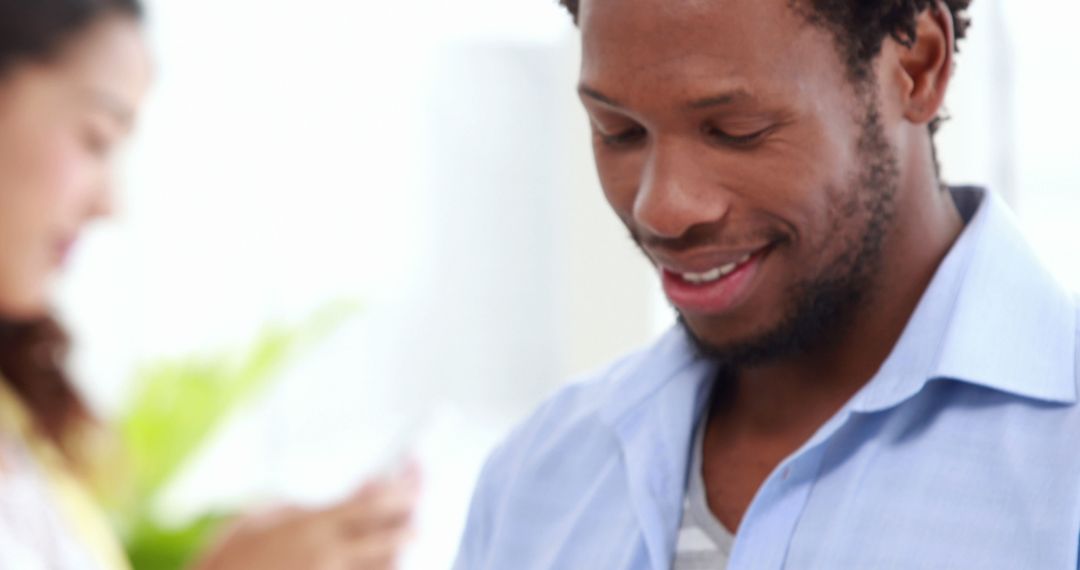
0, 0, 143, 75
0, 0, 144, 466
0, 319, 88, 460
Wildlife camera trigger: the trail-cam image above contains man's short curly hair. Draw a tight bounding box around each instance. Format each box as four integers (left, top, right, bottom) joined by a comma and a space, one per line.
789, 1, 972, 85
558, 1, 971, 82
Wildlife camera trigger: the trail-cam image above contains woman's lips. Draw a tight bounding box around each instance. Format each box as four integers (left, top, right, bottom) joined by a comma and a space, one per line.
660, 245, 772, 315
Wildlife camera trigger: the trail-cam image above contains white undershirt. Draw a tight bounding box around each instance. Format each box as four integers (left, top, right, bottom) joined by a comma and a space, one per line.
673, 416, 734, 570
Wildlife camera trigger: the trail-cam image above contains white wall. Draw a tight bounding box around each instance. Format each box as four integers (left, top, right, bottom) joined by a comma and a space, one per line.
937, 1, 1080, 288
53, 1, 657, 566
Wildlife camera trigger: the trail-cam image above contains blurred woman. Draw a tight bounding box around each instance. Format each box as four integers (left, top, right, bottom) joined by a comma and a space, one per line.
0, 1, 418, 568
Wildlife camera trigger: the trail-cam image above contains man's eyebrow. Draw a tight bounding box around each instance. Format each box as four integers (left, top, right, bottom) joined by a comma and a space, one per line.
578, 84, 624, 108
578, 84, 756, 111
687, 89, 754, 110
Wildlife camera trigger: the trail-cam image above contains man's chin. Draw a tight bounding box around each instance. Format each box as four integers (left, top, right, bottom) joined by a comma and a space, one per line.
676, 308, 819, 370
676, 266, 870, 370
679, 314, 777, 366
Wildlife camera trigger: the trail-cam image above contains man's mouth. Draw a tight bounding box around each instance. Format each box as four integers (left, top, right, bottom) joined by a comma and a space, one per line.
675, 252, 754, 284
658, 244, 774, 315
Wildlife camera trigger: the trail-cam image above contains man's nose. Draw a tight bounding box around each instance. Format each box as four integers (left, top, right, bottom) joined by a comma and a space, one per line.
632, 138, 733, 240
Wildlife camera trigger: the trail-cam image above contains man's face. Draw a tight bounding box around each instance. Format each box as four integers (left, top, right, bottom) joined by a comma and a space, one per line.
578, 0, 901, 365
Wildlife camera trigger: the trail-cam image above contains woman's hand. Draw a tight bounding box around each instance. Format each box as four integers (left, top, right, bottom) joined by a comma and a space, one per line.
195, 464, 421, 570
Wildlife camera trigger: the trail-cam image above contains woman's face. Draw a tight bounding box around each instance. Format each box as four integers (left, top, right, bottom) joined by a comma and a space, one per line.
0, 14, 151, 320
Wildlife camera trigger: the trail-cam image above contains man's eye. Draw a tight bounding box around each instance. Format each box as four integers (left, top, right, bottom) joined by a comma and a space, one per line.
598, 126, 647, 149
702, 124, 771, 147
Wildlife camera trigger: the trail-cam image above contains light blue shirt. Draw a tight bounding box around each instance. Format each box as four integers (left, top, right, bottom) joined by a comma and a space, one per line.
455, 187, 1080, 569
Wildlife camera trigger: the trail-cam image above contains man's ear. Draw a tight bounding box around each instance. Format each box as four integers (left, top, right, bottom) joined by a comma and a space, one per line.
896, 1, 956, 125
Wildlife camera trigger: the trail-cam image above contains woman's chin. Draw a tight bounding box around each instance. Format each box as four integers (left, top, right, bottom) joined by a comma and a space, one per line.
0, 289, 51, 323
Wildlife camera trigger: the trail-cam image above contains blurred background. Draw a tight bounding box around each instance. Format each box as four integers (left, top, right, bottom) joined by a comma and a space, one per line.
50, 0, 1079, 567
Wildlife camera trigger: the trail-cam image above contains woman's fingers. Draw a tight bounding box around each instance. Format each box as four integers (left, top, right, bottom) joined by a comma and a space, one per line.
195, 467, 422, 570
334, 526, 417, 570
326, 465, 422, 537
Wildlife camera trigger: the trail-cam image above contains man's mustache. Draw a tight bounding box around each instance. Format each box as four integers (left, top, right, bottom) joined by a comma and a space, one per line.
628, 221, 788, 254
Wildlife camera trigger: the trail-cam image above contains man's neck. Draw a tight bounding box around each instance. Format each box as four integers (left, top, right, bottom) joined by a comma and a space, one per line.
699, 183, 966, 532
720, 184, 965, 439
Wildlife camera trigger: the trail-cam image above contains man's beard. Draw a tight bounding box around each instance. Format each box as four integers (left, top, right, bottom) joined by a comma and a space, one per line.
679, 97, 900, 370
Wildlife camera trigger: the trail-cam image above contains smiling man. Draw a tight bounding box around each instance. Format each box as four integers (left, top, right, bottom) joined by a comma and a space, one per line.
455, 1, 1080, 569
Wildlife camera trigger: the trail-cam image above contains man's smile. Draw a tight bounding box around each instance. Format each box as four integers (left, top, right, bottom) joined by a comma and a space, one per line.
656, 243, 775, 315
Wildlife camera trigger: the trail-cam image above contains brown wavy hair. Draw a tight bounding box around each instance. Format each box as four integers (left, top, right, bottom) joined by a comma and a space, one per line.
0, 0, 144, 466
0, 318, 91, 463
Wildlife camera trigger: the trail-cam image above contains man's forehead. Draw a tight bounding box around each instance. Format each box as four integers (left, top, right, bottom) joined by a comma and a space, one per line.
576, 0, 847, 103
578, 0, 797, 36
579, 0, 809, 64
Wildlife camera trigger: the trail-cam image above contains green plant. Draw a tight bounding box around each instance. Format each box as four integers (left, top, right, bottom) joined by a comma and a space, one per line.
101, 302, 357, 570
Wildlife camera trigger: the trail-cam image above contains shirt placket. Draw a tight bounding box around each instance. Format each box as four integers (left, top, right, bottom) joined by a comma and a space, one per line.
725, 411, 849, 570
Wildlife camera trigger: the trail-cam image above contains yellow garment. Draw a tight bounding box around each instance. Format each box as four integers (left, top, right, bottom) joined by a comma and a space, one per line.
0, 379, 130, 570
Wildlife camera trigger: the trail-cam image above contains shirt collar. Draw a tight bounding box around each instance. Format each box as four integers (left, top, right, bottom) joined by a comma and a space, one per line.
853, 186, 1078, 412
597, 327, 716, 570
597, 326, 710, 426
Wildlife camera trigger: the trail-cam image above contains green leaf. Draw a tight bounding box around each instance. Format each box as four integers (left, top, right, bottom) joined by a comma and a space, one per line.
100, 301, 360, 562
124, 513, 230, 570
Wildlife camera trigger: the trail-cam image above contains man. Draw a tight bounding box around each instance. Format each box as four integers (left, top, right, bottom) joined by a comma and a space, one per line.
456, 0, 1080, 568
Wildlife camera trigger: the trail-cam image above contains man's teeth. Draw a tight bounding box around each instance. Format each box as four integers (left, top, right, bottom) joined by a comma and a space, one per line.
680, 253, 753, 284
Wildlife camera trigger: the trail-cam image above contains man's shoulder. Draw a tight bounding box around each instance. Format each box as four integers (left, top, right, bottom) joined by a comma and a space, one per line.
484, 327, 693, 476
1073, 290, 1080, 387
498, 342, 652, 454
455, 333, 691, 569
